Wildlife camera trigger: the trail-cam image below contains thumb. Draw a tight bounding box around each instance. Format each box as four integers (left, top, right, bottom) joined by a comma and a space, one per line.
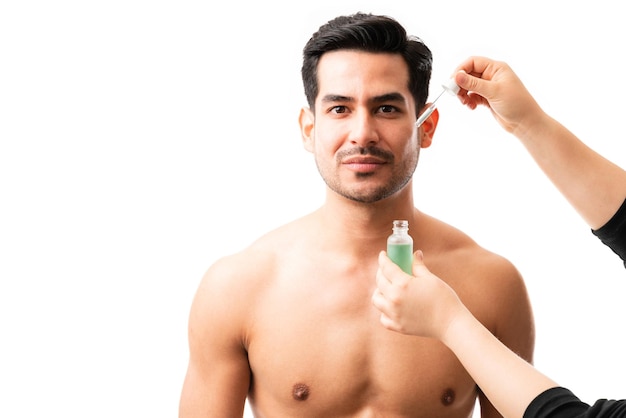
411, 249, 426, 274
455, 70, 489, 97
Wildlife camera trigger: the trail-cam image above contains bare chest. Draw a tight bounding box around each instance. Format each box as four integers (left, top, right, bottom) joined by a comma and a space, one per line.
245, 272, 478, 417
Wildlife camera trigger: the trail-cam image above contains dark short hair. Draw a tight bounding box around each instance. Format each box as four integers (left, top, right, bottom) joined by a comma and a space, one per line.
301, 12, 432, 115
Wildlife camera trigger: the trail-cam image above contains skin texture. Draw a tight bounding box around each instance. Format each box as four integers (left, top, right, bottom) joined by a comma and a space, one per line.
178, 50, 535, 418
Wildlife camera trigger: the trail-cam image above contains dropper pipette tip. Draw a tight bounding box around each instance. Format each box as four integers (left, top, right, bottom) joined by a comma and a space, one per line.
415, 78, 460, 128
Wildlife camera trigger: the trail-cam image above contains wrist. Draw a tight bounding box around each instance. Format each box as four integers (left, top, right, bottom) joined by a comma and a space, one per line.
439, 304, 476, 350
511, 106, 553, 144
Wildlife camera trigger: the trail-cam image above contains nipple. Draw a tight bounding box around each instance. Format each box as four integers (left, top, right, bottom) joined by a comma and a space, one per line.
441, 388, 455, 406
292, 383, 310, 401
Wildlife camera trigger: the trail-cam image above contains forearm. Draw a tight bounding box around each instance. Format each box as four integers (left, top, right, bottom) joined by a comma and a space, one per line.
442, 307, 557, 418
514, 112, 626, 230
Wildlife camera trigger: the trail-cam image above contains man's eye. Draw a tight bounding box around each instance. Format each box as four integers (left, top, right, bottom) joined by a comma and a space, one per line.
330, 106, 348, 114
379, 105, 397, 114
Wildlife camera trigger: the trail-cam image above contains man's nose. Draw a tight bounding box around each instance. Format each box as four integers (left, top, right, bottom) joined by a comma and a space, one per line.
348, 112, 380, 147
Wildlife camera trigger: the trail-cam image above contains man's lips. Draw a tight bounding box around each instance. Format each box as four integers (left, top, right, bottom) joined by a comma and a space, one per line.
342, 156, 387, 171
342, 156, 386, 164
337, 147, 394, 172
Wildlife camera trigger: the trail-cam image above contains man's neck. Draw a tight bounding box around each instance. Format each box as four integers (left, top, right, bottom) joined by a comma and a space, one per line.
315, 187, 418, 258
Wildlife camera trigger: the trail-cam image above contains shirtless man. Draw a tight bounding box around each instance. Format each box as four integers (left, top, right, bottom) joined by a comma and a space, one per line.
179, 12, 535, 418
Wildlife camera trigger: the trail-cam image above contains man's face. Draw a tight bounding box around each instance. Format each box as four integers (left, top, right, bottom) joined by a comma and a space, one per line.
302, 50, 423, 204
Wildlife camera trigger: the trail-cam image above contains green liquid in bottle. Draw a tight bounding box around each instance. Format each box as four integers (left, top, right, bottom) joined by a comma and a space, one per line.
387, 243, 413, 274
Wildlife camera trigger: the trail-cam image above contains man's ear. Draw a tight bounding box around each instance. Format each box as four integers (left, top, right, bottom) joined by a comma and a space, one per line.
419, 107, 439, 149
299, 107, 315, 153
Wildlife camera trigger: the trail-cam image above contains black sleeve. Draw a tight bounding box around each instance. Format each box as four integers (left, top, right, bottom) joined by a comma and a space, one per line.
592, 198, 626, 268
524, 387, 590, 418
524, 387, 626, 418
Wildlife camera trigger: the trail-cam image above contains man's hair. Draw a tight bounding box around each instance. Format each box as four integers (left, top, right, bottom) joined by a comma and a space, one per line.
301, 12, 432, 115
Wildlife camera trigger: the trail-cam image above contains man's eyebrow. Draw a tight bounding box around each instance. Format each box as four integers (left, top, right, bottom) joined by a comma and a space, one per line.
320, 94, 353, 103
371, 92, 406, 104
320, 92, 407, 104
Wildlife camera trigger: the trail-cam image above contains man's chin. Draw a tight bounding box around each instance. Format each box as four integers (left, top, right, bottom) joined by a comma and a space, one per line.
340, 187, 393, 204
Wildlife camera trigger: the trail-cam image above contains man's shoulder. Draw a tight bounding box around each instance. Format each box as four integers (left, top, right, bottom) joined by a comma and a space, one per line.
420, 214, 523, 286
422, 215, 507, 256
202, 217, 310, 287
450, 237, 523, 286
204, 244, 277, 289
430, 225, 532, 349
422, 212, 517, 261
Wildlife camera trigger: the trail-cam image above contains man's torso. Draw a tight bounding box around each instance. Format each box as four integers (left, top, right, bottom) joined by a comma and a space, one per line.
239, 217, 499, 417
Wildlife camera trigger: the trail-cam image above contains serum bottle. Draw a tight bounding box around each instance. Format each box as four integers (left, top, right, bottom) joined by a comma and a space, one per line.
387, 220, 413, 274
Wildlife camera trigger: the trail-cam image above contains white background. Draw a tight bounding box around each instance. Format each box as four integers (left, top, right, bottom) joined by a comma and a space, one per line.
1, 1, 624, 417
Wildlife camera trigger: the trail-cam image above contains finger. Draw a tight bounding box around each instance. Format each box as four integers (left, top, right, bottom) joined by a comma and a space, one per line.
376, 267, 389, 293
453, 73, 492, 110
453, 55, 492, 79
376, 251, 392, 286
372, 289, 397, 327
371, 288, 383, 307
411, 249, 423, 276
378, 313, 400, 332
372, 288, 391, 312
378, 250, 404, 283
454, 70, 491, 98
411, 249, 435, 278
